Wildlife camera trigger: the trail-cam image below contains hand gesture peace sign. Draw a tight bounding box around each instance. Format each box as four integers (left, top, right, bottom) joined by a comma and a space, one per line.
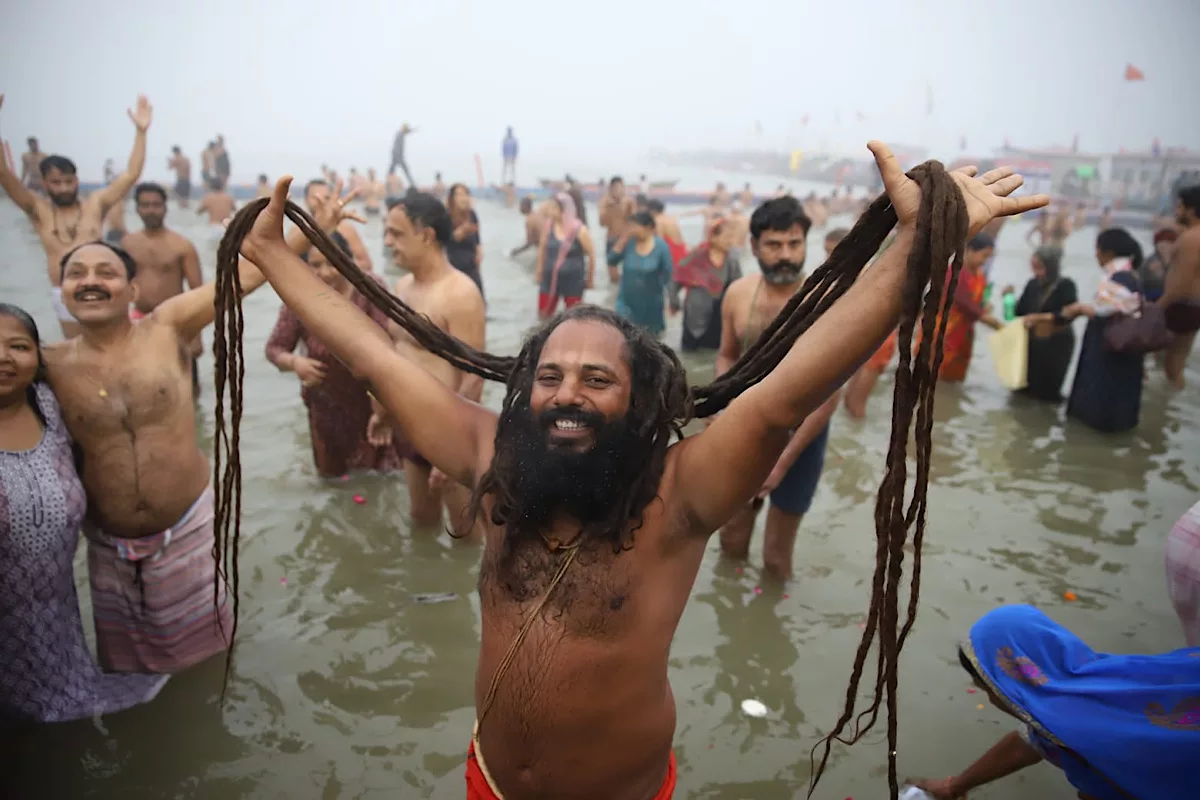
868, 141, 1049, 237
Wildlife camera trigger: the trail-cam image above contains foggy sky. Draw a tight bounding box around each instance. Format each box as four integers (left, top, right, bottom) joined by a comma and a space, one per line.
2, 0, 1197, 183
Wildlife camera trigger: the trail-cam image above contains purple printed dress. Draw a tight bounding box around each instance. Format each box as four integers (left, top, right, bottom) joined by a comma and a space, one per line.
0, 383, 167, 723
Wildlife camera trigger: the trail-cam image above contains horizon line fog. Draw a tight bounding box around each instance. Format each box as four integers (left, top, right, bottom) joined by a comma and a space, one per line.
2, 0, 1198, 185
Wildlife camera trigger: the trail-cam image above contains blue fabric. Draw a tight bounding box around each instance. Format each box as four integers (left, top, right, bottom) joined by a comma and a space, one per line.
963, 605, 1200, 800
609, 237, 673, 335
769, 424, 829, 516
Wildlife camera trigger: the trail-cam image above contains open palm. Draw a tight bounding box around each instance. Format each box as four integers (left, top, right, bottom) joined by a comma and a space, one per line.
868, 140, 1049, 237
128, 95, 153, 131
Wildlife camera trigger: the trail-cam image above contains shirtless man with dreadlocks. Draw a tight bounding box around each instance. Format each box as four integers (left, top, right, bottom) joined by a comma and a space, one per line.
234, 144, 1045, 800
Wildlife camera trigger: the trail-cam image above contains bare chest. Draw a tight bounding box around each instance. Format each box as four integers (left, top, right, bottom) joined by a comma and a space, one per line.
128, 241, 185, 279
478, 536, 642, 640
52, 341, 191, 438
37, 206, 103, 255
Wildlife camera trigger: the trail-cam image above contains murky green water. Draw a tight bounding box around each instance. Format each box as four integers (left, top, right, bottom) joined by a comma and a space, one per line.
2, 189, 1196, 799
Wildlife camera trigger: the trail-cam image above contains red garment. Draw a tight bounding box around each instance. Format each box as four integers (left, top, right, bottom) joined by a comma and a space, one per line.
666, 237, 688, 269
265, 278, 405, 477
538, 292, 583, 317
673, 244, 724, 296
465, 742, 676, 799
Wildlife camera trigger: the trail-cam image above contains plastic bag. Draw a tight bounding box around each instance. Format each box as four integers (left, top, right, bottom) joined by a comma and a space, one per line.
988, 320, 1028, 390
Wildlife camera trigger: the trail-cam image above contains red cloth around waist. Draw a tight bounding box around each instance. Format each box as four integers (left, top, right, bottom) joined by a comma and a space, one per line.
465, 742, 677, 799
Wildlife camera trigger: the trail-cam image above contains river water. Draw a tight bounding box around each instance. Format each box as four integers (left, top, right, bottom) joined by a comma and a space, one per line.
1, 176, 1196, 799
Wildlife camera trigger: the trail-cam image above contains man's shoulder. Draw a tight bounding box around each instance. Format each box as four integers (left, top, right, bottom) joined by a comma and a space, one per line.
443, 269, 485, 308
725, 273, 757, 296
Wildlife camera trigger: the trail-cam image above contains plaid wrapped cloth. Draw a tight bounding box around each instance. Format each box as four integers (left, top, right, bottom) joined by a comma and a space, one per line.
1166, 500, 1200, 646
1093, 257, 1141, 318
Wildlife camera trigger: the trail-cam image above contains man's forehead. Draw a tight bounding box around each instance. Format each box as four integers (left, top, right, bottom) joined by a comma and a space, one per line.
759, 225, 807, 242
67, 245, 120, 266
538, 321, 628, 368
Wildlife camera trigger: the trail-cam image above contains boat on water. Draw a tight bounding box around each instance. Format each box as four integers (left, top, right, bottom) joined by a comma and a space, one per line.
538, 177, 680, 192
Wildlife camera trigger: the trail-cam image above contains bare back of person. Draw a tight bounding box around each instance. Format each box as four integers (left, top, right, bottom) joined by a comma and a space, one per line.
364, 179, 385, 213
656, 213, 683, 244
44, 320, 208, 538
200, 191, 235, 224
473, 478, 706, 799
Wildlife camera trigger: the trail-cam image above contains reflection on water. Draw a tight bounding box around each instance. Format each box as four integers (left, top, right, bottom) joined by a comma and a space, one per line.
1, 182, 1196, 799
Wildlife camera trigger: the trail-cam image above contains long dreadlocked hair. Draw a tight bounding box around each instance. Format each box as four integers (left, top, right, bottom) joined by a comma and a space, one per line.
465, 304, 691, 573
211, 161, 969, 799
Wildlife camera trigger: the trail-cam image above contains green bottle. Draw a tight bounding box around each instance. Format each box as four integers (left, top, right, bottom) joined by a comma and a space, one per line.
982, 283, 993, 306
1002, 291, 1016, 322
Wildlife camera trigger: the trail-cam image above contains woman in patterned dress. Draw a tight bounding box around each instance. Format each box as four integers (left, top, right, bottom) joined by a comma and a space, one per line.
0, 304, 166, 723
265, 233, 406, 478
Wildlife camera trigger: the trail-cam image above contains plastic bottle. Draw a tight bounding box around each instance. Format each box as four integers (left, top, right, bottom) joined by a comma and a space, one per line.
898, 786, 935, 800
1002, 290, 1017, 322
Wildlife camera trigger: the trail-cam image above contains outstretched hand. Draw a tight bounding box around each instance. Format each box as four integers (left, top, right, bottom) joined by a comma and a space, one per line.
868, 141, 1050, 237
128, 95, 153, 132
240, 175, 293, 263
312, 178, 366, 232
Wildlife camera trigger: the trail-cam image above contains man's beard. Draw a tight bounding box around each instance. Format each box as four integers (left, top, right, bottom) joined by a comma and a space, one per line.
758, 258, 803, 286
49, 190, 78, 208
502, 404, 639, 538
140, 215, 164, 230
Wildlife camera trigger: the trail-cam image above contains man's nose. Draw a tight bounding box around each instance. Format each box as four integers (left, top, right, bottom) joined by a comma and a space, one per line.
552, 376, 585, 407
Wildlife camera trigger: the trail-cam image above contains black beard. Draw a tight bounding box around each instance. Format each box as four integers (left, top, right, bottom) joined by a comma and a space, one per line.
502, 404, 638, 538
49, 191, 78, 208
758, 258, 803, 286
141, 216, 165, 230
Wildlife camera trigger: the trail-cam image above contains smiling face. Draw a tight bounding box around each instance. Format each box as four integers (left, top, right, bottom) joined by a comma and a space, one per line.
60, 244, 136, 324
0, 315, 41, 403
529, 320, 632, 452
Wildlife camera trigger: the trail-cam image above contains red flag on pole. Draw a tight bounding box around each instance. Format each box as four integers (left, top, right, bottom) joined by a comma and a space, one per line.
1124, 63, 1145, 81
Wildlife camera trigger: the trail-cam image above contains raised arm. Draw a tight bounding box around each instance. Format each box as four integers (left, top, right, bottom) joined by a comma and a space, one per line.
94, 96, 151, 211
0, 95, 40, 216
239, 177, 496, 488
673, 143, 1048, 534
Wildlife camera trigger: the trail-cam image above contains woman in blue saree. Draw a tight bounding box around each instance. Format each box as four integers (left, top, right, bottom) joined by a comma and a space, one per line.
912, 605, 1199, 799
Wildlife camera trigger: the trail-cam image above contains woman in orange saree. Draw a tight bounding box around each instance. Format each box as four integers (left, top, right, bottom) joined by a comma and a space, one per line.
935, 233, 1004, 382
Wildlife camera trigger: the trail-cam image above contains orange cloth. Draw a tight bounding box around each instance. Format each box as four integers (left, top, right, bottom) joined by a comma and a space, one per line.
866, 330, 897, 371
935, 267, 987, 383
465, 742, 677, 799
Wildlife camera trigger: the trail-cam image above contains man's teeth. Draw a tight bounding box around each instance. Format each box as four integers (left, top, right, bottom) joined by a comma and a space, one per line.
554, 419, 585, 431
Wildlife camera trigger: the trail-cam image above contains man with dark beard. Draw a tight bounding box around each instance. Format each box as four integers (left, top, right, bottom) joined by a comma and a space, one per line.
0, 94, 152, 338
121, 183, 204, 393
234, 147, 1044, 800
715, 197, 840, 581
